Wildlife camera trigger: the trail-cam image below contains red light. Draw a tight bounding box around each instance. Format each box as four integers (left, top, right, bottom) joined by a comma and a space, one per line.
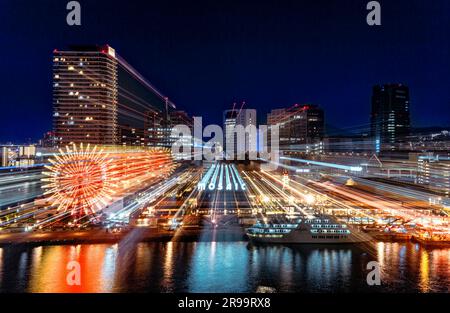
42, 144, 175, 218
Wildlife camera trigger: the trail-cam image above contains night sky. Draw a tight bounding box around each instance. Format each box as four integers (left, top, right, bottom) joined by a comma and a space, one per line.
0, 0, 449, 143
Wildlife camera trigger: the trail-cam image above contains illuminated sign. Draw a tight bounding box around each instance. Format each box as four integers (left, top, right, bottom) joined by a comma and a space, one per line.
198, 163, 246, 191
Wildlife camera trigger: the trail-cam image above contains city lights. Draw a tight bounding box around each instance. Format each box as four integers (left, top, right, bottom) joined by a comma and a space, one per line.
197, 163, 246, 191
0, 1, 449, 298
42, 144, 175, 218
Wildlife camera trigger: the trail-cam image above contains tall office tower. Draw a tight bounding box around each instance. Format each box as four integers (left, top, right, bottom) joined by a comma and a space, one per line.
418, 154, 450, 197
0, 147, 9, 167
223, 108, 257, 159
52, 45, 175, 147
267, 104, 324, 153
168, 111, 194, 159
370, 83, 411, 153
235, 109, 257, 159
223, 109, 238, 159
145, 110, 164, 147
53, 46, 118, 145
267, 108, 290, 144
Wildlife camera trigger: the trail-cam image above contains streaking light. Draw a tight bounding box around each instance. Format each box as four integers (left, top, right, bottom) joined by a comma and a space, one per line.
42, 144, 175, 218
280, 156, 363, 172
197, 163, 246, 191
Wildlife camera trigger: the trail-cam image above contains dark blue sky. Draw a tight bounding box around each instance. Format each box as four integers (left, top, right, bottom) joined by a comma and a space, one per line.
0, 0, 449, 143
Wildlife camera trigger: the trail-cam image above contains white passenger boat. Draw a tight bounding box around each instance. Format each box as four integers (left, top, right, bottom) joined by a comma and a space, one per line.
246, 216, 372, 244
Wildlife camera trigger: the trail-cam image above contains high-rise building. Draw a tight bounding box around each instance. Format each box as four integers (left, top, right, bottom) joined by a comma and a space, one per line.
168, 111, 194, 160
0, 147, 9, 167
223, 109, 238, 159
370, 84, 411, 153
223, 107, 257, 159
52, 45, 175, 147
267, 104, 324, 153
170, 110, 194, 130
39, 131, 57, 148
417, 154, 450, 197
236, 108, 257, 159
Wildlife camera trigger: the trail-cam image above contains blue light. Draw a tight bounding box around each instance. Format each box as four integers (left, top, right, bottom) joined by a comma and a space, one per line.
280, 156, 363, 172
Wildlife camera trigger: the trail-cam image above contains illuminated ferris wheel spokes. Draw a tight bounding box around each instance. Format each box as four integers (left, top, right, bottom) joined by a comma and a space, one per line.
42, 143, 117, 218
42, 144, 175, 219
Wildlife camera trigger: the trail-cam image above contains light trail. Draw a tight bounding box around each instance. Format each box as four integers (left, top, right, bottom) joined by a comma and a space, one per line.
209, 163, 221, 190
280, 156, 363, 172
0, 171, 45, 208
230, 164, 246, 190
32, 210, 71, 230
257, 171, 312, 216
0, 172, 43, 186
242, 171, 264, 199
218, 164, 224, 191
0, 145, 177, 230
291, 175, 380, 221
42, 144, 175, 219
197, 163, 246, 192
257, 158, 300, 172
308, 179, 450, 231
225, 164, 231, 191
243, 171, 292, 215
107, 176, 180, 223
240, 171, 257, 215
197, 163, 217, 191
330, 175, 449, 212
173, 171, 202, 219
229, 164, 239, 190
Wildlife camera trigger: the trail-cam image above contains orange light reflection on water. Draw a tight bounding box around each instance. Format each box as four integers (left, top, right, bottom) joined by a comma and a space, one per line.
419, 249, 430, 292
377, 241, 450, 292
29, 244, 117, 293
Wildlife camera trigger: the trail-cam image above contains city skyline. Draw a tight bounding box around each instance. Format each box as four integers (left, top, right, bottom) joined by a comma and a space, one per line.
1, 0, 450, 143
0, 0, 449, 299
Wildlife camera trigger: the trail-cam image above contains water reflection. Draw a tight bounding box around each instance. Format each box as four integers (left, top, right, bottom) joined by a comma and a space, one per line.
0, 248, 3, 283
27, 244, 115, 292
188, 242, 249, 292
0, 241, 448, 293
375, 242, 450, 293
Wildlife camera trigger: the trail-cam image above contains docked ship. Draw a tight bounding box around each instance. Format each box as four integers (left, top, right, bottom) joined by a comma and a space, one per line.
246, 216, 372, 244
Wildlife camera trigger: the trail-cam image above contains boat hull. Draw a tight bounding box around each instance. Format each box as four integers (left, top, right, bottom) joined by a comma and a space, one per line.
247, 229, 372, 244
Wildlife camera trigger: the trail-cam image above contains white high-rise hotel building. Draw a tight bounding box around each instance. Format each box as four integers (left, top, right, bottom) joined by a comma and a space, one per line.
223, 107, 257, 160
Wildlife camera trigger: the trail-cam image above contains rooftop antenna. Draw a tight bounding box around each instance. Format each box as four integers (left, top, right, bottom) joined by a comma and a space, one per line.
236, 101, 246, 119
164, 97, 170, 121
231, 102, 237, 118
